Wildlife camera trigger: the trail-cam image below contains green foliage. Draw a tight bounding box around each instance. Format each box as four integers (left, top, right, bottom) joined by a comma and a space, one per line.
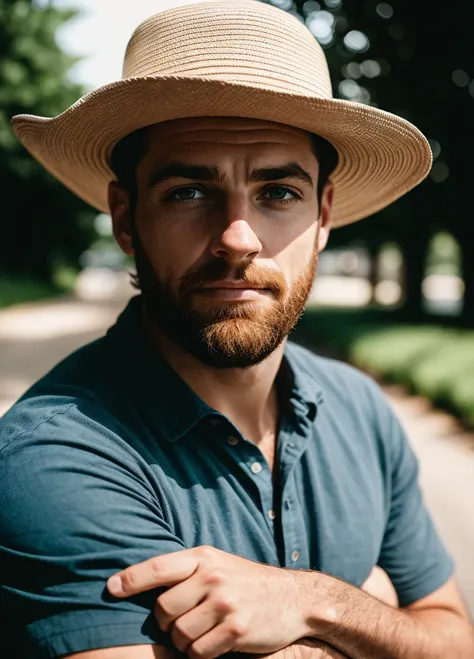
293, 308, 474, 428
353, 327, 474, 427
409, 333, 474, 398
425, 232, 461, 275
0, 0, 96, 284
350, 326, 448, 382
0, 273, 65, 307
451, 375, 474, 427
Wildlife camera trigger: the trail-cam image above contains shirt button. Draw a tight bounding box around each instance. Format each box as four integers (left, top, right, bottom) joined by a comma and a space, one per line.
291, 550, 300, 562
268, 509, 276, 520
227, 436, 239, 446
251, 462, 262, 474
285, 498, 292, 509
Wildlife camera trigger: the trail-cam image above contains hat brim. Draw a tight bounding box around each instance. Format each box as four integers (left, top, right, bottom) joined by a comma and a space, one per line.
11, 75, 432, 227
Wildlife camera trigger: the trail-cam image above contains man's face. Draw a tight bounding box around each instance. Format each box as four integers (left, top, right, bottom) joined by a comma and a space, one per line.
110, 117, 333, 368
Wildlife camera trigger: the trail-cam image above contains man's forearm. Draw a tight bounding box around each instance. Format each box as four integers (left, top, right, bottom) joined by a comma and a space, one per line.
287, 638, 349, 659
242, 638, 349, 659
303, 574, 474, 659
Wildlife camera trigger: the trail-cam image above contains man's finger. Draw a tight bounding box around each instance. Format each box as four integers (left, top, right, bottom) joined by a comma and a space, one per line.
107, 549, 199, 597
156, 574, 207, 631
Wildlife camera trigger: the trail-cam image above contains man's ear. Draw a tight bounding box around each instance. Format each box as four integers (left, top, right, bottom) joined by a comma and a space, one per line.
108, 181, 134, 256
317, 180, 334, 253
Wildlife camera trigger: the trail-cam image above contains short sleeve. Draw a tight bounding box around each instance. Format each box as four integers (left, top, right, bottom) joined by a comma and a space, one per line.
377, 399, 455, 607
0, 405, 185, 659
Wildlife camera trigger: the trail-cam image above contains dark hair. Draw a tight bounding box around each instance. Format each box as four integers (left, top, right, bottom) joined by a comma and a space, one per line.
311, 133, 339, 205
109, 125, 338, 211
110, 127, 149, 212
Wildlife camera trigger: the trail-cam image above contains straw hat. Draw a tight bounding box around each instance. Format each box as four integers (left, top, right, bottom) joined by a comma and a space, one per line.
11, 0, 432, 227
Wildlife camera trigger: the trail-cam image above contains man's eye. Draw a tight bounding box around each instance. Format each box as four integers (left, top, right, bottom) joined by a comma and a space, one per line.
168, 187, 206, 201
262, 186, 299, 202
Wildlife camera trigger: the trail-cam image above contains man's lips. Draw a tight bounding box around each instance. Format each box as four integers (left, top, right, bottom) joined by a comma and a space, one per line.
193, 281, 272, 301
200, 280, 269, 290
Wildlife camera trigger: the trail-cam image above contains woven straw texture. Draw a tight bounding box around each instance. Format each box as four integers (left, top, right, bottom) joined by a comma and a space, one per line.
11, 0, 432, 226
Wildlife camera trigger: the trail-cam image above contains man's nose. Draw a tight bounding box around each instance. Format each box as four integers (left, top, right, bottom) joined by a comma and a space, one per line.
209, 198, 263, 265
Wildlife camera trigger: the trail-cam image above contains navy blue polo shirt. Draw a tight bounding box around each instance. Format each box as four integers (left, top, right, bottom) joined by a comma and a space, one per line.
0, 295, 454, 658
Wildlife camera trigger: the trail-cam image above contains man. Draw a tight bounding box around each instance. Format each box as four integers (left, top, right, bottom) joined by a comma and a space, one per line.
1, 1, 473, 657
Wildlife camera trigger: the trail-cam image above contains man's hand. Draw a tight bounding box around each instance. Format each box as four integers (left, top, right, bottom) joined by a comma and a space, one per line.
108, 548, 473, 659
361, 566, 398, 607
239, 570, 398, 659
107, 546, 310, 658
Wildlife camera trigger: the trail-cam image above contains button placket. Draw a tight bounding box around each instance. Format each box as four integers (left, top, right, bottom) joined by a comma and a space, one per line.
226, 431, 276, 539
278, 426, 311, 568
242, 451, 276, 537
250, 461, 263, 474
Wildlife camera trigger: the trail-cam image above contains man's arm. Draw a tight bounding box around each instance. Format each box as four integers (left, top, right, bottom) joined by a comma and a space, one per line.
304, 572, 474, 659
63, 646, 172, 658
252, 639, 348, 659
64, 640, 348, 659
107, 547, 473, 659
83, 568, 395, 659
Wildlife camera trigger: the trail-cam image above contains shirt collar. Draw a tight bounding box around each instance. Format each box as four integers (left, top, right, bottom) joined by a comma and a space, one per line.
104, 296, 217, 442
104, 295, 323, 442
278, 346, 323, 426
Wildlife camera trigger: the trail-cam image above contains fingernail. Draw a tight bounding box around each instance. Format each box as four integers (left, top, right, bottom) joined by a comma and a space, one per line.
107, 575, 124, 595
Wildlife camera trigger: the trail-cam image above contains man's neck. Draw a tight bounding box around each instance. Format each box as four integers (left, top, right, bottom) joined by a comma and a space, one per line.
145, 320, 284, 448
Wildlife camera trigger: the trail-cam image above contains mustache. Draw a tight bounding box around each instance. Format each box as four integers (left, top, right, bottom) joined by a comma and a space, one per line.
177, 260, 286, 299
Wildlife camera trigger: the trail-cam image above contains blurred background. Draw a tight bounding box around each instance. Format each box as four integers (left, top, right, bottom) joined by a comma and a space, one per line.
0, 0, 473, 614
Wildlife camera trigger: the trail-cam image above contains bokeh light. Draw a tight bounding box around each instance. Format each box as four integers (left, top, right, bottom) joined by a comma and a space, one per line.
452, 69, 470, 87
428, 139, 441, 160
343, 62, 362, 79
430, 161, 450, 183
307, 10, 335, 44
302, 0, 321, 14
375, 280, 402, 305
338, 79, 371, 104
375, 3, 394, 19
268, 0, 294, 10
343, 30, 370, 53
360, 59, 382, 78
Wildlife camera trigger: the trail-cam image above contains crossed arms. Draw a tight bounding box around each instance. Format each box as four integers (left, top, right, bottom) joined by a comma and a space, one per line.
65, 545, 474, 659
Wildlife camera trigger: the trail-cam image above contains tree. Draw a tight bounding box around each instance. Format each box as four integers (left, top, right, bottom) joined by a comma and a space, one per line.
0, 0, 96, 284
269, 0, 473, 323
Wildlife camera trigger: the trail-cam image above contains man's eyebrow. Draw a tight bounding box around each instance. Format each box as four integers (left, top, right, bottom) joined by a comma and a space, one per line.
249, 163, 314, 188
148, 163, 221, 187
147, 162, 314, 188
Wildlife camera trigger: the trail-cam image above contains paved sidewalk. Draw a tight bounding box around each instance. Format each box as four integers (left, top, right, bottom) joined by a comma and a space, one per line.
1, 296, 473, 616
385, 388, 474, 616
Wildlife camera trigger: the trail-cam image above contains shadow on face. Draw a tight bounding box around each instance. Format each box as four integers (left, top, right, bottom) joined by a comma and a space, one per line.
108, 117, 334, 367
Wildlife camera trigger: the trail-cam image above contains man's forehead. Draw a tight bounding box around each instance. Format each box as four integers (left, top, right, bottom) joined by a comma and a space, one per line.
147, 117, 313, 149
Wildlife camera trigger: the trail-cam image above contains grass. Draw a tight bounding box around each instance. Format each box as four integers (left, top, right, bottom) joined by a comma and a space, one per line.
0, 273, 73, 309
293, 307, 474, 429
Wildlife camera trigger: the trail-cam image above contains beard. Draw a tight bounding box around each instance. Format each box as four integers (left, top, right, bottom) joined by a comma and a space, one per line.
133, 233, 317, 369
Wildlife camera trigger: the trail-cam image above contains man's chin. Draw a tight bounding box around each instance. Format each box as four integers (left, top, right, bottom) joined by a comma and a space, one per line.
142, 292, 293, 368
189, 297, 274, 322
194, 317, 285, 368
186, 342, 279, 370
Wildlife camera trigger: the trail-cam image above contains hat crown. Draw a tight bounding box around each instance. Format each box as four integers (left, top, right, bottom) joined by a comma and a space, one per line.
122, 0, 333, 99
